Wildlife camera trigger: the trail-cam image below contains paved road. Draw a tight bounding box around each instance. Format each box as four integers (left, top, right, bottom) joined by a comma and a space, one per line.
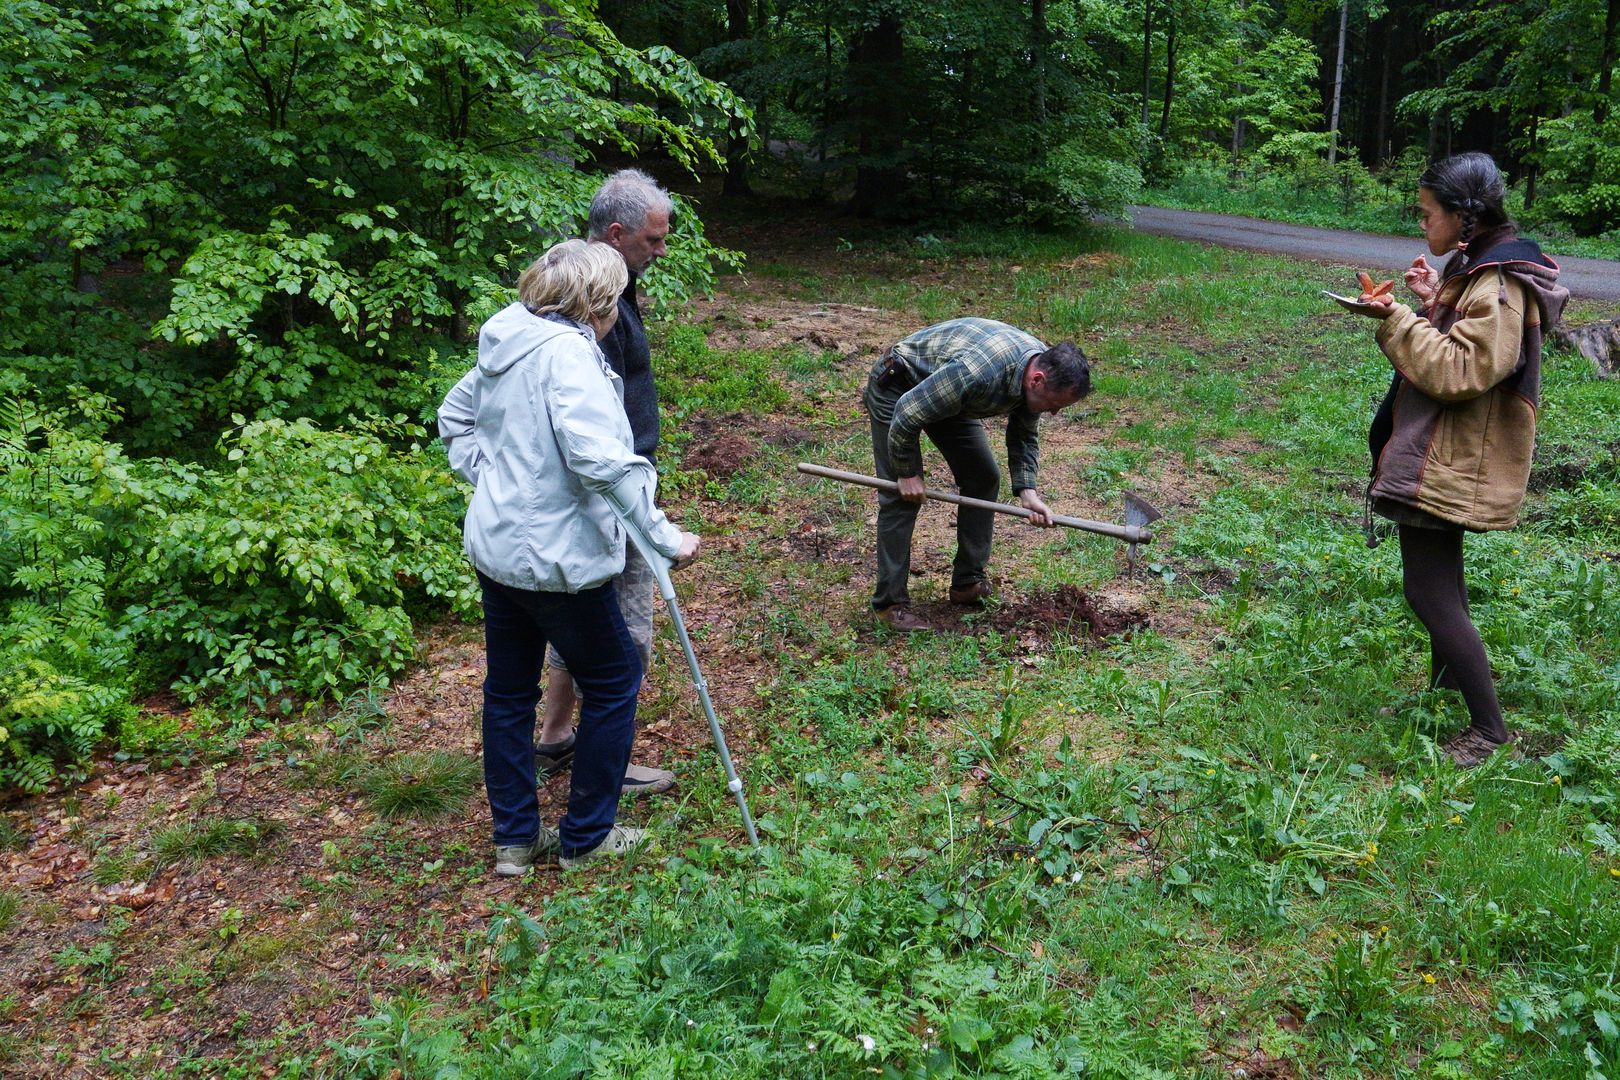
1127, 205, 1620, 303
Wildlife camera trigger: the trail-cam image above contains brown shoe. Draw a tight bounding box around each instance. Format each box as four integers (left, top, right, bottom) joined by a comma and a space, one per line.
948, 581, 994, 606
875, 604, 930, 632
1443, 727, 1515, 768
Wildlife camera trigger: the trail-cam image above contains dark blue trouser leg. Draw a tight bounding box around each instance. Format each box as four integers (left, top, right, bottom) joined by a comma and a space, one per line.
479, 574, 546, 848
478, 572, 643, 854
541, 584, 643, 856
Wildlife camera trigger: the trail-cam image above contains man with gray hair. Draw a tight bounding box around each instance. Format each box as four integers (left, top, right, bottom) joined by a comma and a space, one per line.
533, 168, 676, 795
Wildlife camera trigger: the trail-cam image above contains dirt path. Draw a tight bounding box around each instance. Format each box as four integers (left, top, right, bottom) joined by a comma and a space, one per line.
1127, 205, 1620, 304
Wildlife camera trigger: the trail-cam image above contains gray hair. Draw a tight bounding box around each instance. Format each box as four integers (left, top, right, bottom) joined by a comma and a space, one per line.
586, 168, 674, 239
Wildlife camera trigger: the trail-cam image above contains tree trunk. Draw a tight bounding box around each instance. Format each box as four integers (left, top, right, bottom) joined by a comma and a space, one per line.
1525, 108, 1540, 208
818, 16, 832, 198
1159, 0, 1176, 137
1374, 13, 1391, 162
847, 11, 907, 216
723, 0, 752, 195
1597, 0, 1619, 123
1231, 0, 1247, 163
1327, 0, 1348, 164
1141, 0, 1155, 131
1031, 0, 1048, 134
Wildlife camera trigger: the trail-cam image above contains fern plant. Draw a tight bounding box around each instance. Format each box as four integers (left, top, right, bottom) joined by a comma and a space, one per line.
0, 397, 140, 790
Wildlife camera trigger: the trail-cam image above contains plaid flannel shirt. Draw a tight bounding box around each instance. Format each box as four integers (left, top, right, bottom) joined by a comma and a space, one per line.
866, 318, 1047, 491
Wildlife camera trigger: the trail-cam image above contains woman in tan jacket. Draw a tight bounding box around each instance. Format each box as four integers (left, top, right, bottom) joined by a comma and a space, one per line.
1353, 152, 1568, 767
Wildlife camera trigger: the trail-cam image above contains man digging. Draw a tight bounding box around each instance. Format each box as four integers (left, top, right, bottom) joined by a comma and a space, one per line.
864, 318, 1092, 632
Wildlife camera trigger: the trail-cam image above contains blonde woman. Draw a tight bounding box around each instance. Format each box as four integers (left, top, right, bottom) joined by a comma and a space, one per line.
442, 239, 699, 872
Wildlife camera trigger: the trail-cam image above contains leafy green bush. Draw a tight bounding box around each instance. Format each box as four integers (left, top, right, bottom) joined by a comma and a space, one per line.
129, 414, 475, 710
1532, 111, 1620, 237
0, 394, 475, 790
0, 398, 142, 790
1, 0, 747, 453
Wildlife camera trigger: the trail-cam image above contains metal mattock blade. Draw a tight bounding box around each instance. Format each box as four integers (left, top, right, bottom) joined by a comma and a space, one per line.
1122, 492, 1163, 575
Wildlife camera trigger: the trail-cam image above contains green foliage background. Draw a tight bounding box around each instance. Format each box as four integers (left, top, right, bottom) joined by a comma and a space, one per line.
0, 0, 748, 788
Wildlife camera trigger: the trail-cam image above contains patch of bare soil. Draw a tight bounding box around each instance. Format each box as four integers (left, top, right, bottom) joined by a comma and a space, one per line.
0, 621, 752, 1077
678, 413, 822, 479
902, 584, 1151, 647
690, 297, 915, 361
1055, 251, 1128, 273
1216, 1048, 1300, 1078
987, 583, 1149, 639
682, 433, 756, 477
780, 520, 864, 564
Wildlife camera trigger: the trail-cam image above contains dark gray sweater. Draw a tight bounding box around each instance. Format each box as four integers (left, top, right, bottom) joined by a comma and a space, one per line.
601, 275, 658, 461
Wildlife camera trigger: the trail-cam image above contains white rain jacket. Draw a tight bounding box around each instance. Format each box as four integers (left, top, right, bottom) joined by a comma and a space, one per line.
439, 303, 682, 593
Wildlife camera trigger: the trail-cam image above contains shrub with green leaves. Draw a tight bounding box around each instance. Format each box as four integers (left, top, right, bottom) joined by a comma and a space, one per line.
1519, 113, 1620, 238
1, 0, 748, 452
129, 414, 476, 710
0, 395, 476, 789
0, 398, 142, 790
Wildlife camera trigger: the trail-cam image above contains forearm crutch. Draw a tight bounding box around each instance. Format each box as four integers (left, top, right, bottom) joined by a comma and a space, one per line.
608, 505, 761, 848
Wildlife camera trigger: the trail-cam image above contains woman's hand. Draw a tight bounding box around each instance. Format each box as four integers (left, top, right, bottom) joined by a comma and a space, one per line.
672, 531, 701, 570
1404, 254, 1439, 307
1354, 271, 1397, 319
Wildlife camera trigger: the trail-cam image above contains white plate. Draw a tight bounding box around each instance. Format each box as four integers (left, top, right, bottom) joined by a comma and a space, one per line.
1321, 289, 1391, 313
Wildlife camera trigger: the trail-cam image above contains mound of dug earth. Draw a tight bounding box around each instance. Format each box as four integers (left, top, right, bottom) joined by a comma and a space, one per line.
985, 584, 1149, 641
905, 584, 1150, 645
678, 415, 820, 479
682, 433, 756, 478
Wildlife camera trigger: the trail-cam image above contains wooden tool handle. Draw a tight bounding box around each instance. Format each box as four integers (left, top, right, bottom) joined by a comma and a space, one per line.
796, 462, 1153, 545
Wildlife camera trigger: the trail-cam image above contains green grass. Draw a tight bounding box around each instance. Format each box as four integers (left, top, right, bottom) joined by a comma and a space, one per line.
320, 222, 1620, 1078
358, 751, 479, 819
0, 817, 27, 852
149, 816, 283, 868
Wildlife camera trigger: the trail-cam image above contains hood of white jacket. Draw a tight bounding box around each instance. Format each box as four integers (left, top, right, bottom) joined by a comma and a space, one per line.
477, 306, 593, 376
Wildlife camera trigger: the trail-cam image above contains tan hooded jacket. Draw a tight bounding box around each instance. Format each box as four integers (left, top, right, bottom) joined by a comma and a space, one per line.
1369, 234, 1568, 531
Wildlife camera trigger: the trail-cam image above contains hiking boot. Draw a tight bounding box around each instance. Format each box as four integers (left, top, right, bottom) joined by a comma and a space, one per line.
536, 732, 576, 777
559, 825, 647, 869
875, 604, 930, 633
622, 762, 675, 797
948, 581, 995, 607
1443, 727, 1515, 769
493, 826, 561, 877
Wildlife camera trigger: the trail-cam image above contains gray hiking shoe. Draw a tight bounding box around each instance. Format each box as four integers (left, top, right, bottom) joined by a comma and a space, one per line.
622, 762, 675, 797
493, 827, 560, 876
539, 735, 670, 797
1443, 727, 1515, 769
559, 825, 647, 869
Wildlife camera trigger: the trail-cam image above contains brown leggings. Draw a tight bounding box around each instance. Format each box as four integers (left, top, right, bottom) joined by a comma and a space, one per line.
1398, 525, 1508, 740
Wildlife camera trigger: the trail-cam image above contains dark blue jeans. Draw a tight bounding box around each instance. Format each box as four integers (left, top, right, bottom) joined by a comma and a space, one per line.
478, 571, 642, 856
